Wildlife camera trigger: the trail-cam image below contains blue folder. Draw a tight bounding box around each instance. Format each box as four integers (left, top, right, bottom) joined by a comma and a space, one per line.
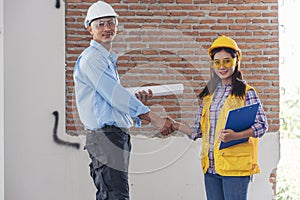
219, 103, 260, 150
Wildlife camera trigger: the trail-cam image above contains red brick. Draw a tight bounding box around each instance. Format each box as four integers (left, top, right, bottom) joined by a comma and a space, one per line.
65, 0, 280, 146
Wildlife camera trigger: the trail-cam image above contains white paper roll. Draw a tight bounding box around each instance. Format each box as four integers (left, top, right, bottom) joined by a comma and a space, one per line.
127, 84, 184, 97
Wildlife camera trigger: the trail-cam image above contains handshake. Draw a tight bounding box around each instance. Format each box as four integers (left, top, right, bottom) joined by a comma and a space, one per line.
136, 89, 180, 136
153, 115, 179, 136
138, 109, 180, 137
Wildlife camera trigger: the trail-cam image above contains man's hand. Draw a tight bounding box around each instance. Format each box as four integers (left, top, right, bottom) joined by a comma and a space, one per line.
135, 89, 153, 105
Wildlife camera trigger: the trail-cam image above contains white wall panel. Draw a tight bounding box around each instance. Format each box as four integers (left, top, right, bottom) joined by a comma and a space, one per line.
0, 0, 4, 198
3, 0, 280, 199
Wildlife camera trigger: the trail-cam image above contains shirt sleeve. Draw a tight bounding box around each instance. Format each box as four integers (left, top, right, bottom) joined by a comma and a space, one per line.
245, 89, 269, 138
188, 100, 203, 140
80, 53, 150, 122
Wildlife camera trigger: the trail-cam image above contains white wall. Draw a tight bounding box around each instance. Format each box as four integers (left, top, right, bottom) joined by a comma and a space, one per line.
129, 137, 206, 199
4, 0, 93, 199
0, 0, 4, 199
3, 0, 279, 199
129, 133, 279, 200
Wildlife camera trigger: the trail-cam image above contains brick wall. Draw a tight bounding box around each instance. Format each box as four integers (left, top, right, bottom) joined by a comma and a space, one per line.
65, 0, 279, 135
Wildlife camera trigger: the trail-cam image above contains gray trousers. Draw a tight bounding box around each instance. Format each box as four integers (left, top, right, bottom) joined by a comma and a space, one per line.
85, 126, 131, 200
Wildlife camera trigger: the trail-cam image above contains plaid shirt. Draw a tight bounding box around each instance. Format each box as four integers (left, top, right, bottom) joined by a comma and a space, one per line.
190, 83, 268, 174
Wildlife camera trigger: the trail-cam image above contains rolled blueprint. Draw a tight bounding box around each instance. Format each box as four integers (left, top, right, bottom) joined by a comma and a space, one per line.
127, 84, 184, 97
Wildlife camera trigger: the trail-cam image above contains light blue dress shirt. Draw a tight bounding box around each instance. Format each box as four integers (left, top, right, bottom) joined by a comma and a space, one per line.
74, 40, 150, 130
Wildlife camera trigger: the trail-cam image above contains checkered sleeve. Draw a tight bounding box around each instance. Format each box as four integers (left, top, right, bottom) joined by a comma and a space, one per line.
245, 89, 269, 138
188, 101, 203, 140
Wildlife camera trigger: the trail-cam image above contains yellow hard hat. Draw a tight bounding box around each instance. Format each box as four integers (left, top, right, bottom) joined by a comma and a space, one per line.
208, 35, 242, 60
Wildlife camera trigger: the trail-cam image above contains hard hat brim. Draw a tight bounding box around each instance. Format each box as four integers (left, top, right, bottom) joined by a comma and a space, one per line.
208, 45, 242, 60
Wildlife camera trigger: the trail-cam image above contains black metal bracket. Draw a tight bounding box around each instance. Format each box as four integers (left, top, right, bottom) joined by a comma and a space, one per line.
55, 0, 60, 9
52, 111, 80, 149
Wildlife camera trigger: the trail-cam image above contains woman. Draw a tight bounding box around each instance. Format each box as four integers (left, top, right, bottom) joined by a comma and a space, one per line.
170, 35, 269, 200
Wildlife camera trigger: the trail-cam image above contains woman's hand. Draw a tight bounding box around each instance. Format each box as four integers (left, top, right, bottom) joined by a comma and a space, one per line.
219, 129, 238, 142
219, 128, 254, 142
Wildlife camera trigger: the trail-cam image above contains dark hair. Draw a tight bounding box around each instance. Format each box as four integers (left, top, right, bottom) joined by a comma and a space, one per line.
198, 47, 246, 99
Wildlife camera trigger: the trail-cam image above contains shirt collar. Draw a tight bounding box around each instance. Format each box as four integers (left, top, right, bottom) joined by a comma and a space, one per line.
90, 40, 118, 63
217, 82, 232, 88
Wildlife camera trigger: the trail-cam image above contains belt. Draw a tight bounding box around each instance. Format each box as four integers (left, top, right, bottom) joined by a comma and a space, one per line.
86, 125, 129, 134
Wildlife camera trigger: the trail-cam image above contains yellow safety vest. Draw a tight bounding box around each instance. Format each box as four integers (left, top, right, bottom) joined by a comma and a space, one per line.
200, 84, 260, 176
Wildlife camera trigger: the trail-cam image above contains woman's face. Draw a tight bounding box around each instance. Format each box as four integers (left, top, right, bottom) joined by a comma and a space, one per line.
211, 49, 237, 85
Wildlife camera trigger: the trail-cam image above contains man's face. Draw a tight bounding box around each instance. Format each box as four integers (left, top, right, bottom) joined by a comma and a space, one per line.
88, 17, 118, 44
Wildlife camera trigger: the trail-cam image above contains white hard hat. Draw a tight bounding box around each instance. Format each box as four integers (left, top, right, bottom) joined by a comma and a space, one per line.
84, 1, 119, 28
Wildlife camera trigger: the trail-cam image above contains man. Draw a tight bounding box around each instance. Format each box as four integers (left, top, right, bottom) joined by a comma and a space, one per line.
73, 1, 172, 199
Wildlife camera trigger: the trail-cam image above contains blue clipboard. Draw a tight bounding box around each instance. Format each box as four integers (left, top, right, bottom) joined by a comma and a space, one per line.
219, 103, 260, 150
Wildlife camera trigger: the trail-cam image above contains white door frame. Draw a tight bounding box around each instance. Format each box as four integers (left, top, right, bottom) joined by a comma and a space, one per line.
0, 0, 4, 199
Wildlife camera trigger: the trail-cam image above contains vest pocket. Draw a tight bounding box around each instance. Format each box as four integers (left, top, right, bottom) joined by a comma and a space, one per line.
219, 152, 252, 172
